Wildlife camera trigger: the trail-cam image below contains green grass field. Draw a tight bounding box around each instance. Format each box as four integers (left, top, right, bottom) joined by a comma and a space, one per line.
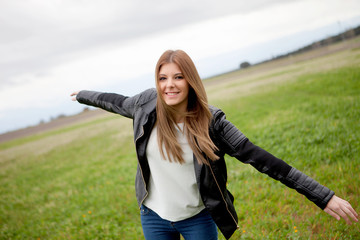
1, 41, 360, 239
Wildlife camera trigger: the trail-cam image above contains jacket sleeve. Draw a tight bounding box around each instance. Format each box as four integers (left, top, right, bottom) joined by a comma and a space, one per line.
76, 88, 156, 119
213, 109, 335, 209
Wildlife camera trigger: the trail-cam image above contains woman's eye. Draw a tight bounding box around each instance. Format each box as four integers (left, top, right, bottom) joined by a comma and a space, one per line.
175, 76, 184, 79
159, 77, 166, 81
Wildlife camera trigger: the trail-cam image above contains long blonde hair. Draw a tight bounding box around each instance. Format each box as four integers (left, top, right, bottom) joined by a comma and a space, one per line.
155, 50, 219, 165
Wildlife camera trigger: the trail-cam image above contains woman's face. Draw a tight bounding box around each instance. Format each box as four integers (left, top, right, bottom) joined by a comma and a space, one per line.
158, 62, 190, 113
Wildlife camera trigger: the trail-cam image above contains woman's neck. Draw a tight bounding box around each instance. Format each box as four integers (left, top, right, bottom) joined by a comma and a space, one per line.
172, 110, 186, 123
175, 116, 184, 123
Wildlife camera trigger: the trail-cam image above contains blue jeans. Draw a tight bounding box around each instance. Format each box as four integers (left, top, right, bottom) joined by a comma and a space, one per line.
140, 205, 218, 240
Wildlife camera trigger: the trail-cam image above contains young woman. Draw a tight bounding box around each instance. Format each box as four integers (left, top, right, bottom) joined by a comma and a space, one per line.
71, 50, 358, 239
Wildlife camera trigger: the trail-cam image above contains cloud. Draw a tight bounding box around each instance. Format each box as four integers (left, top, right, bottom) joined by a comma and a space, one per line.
0, 0, 292, 74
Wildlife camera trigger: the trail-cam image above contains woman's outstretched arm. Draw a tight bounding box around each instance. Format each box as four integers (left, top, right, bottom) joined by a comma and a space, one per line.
70, 88, 157, 119
70, 90, 135, 117
211, 107, 358, 226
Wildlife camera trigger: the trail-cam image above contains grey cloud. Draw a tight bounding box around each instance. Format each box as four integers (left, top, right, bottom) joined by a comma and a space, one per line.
0, 0, 295, 87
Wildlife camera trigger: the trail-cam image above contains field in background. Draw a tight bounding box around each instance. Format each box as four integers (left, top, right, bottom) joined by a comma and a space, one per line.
1, 37, 359, 239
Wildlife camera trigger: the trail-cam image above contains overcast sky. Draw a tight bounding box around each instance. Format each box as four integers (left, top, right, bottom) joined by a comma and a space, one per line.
1, 0, 360, 134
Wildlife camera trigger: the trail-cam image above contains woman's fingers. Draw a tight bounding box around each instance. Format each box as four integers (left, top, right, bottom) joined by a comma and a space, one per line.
341, 200, 359, 224
324, 207, 341, 221
324, 195, 358, 225
70, 91, 79, 101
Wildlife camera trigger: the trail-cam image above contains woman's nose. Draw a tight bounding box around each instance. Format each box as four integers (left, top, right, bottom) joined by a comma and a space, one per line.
166, 78, 175, 87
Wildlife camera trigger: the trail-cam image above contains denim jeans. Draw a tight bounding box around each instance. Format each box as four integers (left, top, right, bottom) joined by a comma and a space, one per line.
140, 205, 218, 240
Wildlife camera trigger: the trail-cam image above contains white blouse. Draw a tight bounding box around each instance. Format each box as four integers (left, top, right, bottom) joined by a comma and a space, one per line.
143, 123, 205, 221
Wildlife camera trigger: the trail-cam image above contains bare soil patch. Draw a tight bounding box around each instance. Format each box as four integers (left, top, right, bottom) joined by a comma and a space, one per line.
0, 109, 110, 143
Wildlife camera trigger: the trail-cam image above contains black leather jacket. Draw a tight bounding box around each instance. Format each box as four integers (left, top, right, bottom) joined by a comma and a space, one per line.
77, 88, 335, 239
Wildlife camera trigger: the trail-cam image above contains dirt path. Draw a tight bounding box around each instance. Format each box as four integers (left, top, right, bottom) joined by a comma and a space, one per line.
204, 37, 360, 88
0, 109, 110, 143
203, 37, 360, 101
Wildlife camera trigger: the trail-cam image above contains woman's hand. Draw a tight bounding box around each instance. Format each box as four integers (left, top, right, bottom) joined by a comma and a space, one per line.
70, 91, 80, 101
324, 195, 358, 225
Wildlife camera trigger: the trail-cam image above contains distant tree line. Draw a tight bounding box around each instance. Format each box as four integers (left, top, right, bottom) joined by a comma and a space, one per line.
260, 25, 360, 64
240, 25, 360, 69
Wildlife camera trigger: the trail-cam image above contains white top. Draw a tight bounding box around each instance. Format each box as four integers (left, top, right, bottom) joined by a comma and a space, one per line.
143, 123, 205, 221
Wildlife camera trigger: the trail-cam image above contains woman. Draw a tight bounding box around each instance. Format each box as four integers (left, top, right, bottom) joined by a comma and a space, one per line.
71, 50, 358, 239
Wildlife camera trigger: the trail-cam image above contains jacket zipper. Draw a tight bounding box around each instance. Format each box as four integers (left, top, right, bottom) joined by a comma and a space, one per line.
135, 126, 149, 207
208, 162, 239, 229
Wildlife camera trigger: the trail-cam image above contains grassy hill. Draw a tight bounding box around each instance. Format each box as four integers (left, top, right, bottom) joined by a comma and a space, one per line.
1, 37, 360, 239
